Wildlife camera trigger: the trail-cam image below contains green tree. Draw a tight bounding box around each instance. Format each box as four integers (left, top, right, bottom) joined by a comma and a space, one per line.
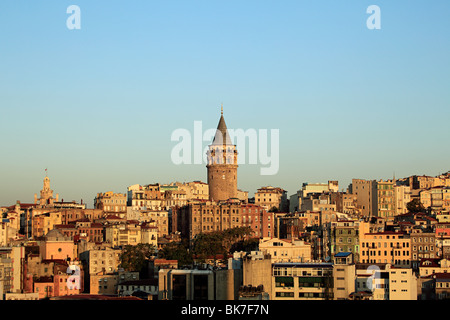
268, 206, 279, 213
407, 199, 425, 213
159, 240, 193, 266
119, 243, 157, 276
191, 227, 254, 263
230, 238, 260, 253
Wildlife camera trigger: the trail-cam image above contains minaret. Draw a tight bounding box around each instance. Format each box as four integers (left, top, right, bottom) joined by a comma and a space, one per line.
206, 105, 238, 202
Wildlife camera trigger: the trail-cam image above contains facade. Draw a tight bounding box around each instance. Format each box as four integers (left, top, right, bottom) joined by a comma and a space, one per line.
333, 252, 356, 300
158, 268, 241, 300
32, 211, 63, 238
240, 204, 273, 238
0, 247, 25, 295
376, 180, 395, 220
389, 267, 417, 300
139, 210, 169, 238
83, 247, 121, 275
359, 232, 411, 267
351, 179, 377, 217
179, 201, 243, 240
259, 238, 311, 263
40, 229, 76, 261
255, 187, 288, 212
329, 219, 361, 262
395, 185, 412, 215
55, 219, 104, 243
94, 192, 127, 214
410, 229, 438, 270
104, 222, 142, 247
272, 262, 334, 300
118, 279, 158, 299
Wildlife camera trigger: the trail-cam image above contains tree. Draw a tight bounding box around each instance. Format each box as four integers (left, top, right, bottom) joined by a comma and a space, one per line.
268, 206, 279, 213
230, 238, 260, 253
407, 199, 425, 213
119, 243, 157, 276
191, 227, 254, 263
159, 240, 193, 266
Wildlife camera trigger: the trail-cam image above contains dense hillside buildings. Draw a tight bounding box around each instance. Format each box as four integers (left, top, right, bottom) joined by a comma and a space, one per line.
1, 109, 450, 301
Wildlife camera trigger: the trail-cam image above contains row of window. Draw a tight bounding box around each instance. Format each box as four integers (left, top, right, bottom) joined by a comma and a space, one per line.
275, 292, 328, 298
362, 250, 410, 256
362, 242, 409, 248
360, 259, 410, 265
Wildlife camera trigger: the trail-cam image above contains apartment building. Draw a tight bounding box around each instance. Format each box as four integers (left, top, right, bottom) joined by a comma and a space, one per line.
272, 262, 334, 300
410, 228, 438, 270
94, 192, 127, 214
104, 222, 156, 247
255, 187, 288, 212
395, 185, 412, 215
350, 179, 377, 217
360, 231, 411, 267
329, 219, 361, 262
259, 238, 311, 263
178, 201, 243, 240
389, 267, 417, 300
333, 252, 356, 300
241, 204, 273, 238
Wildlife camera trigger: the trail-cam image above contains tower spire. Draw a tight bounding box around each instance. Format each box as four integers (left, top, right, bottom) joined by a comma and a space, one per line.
221, 103, 223, 115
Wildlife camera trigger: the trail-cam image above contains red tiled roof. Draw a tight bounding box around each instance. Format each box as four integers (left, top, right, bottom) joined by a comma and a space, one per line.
91, 223, 103, 228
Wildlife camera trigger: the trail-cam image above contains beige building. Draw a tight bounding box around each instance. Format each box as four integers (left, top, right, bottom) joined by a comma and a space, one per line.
0, 247, 25, 295
389, 267, 417, 300
259, 238, 311, 263
0, 221, 11, 246
290, 181, 339, 213
359, 231, 411, 267
176, 181, 209, 201
255, 186, 288, 212
127, 184, 164, 211
242, 252, 272, 299
104, 222, 141, 247
376, 180, 395, 220
333, 252, 356, 300
139, 210, 169, 238
351, 179, 376, 217
32, 211, 63, 238
420, 187, 450, 214
94, 192, 127, 214
104, 221, 157, 247
395, 185, 412, 215
84, 247, 121, 275
419, 258, 450, 277
90, 271, 139, 295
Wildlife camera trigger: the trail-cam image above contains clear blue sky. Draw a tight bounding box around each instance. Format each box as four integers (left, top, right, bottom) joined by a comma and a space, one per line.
1, 0, 449, 207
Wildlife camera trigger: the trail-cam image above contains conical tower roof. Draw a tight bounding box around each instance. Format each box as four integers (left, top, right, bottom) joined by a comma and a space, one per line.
212, 106, 233, 146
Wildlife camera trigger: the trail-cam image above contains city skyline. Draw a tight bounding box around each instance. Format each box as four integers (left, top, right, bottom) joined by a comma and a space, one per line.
1, 0, 450, 207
